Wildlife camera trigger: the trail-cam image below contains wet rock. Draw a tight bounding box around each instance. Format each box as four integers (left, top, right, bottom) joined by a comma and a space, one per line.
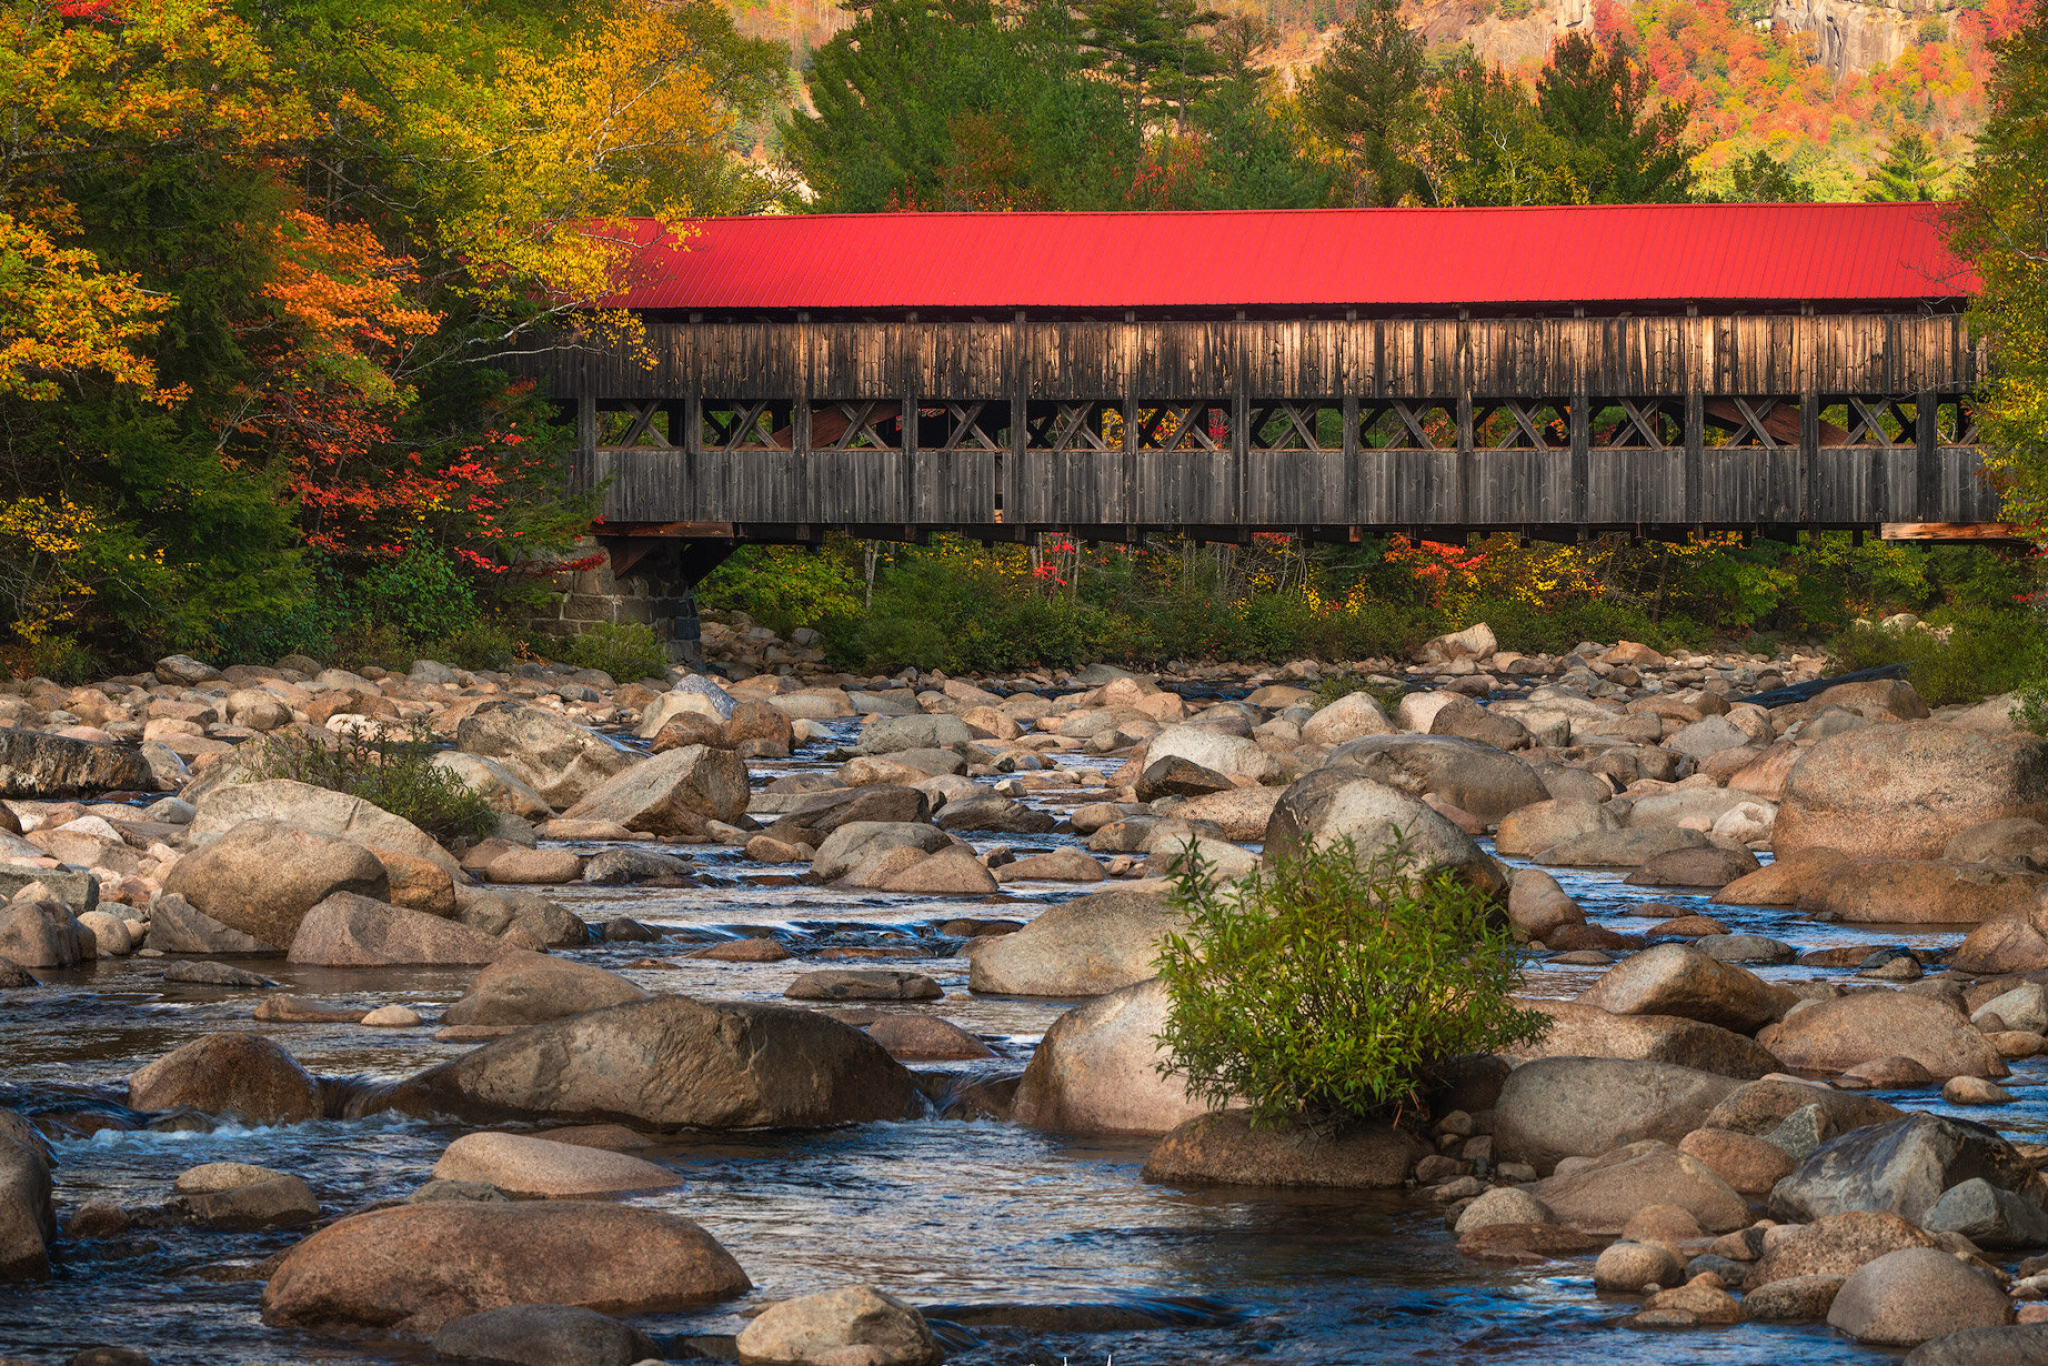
442, 953, 650, 1027
1319, 733, 1548, 822
0, 729, 151, 798
875, 849, 1001, 894
1491, 1058, 1739, 1172
162, 819, 390, 950
862, 1015, 994, 1061
785, 969, 943, 1002
968, 887, 1184, 997
260, 1200, 749, 1334
736, 1284, 941, 1366
689, 937, 790, 962
457, 890, 588, 949
1163, 786, 1283, 840
432, 1303, 659, 1366
1526, 1139, 1749, 1235
1451, 1186, 1554, 1235
1945, 1076, 2015, 1105
163, 961, 276, 989
384, 996, 924, 1129
1827, 1246, 2013, 1346
762, 787, 932, 848
1800, 859, 2048, 925
1979, 984, 2048, 1033
1142, 725, 1277, 782
1533, 827, 1712, 869
0, 868, 97, 915
76, 909, 132, 956
373, 847, 459, 917
454, 701, 638, 809
0, 1110, 54, 1280
1768, 1113, 2033, 1225
1141, 1110, 1425, 1190
1712, 847, 1852, 907
852, 714, 973, 756
1678, 1128, 1795, 1195
252, 996, 368, 1024
560, 744, 750, 837
581, 848, 696, 885
1904, 1324, 2048, 1365
1012, 978, 1212, 1135
128, 1033, 321, 1124
1948, 817, 2048, 868
145, 893, 274, 956
289, 893, 521, 968
1701, 1079, 1901, 1137
431, 1133, 679, 1199
1577, 943, 1793, 1034
1776, 724, 2048, 861
1694, 934, 1795, 964
1924, 1178, 2048, 1249
169, 1162, 318, 1229
0, 900, 94, 968
1504, 1000, 1781, 1079
1454, 1222, 1604, 1264
1762, 989, 2006, 1079
1263, 771, 1506, 897
0, 957, 33, 989
991, 849, 1107, 883
470, 844, 583, 885
1504, 869, 1584, 940
1624, 846, 1762, 889
429, 752, 553, 822
811, 822, 952, 883
1135, 756, 1236, 802
361, 1005, 423, 1027
1742, 1273, 1846, 1321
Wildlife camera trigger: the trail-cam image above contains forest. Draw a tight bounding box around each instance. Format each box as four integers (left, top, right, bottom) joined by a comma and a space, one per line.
0, 0, 2043, 692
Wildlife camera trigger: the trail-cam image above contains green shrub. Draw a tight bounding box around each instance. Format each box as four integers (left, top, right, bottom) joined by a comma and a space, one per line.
551, 621, 671, 683
1153, 838, 1548, 1130
1310, 670, 1408, 713
356, 535, 481, 642
1826, 607, 2043, 707
245, 719, 498, 844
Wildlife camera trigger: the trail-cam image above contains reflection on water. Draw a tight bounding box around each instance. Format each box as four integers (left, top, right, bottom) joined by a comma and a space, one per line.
0, 714, 2020, 1363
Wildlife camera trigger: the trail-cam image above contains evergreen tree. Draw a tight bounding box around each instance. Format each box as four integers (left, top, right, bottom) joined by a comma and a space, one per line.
1073, 0, 1225, 128
1534, 32, 1699, 203
1719, 150, 1816, 202
1300, 0, 1428, 206
1864, 131, 1947, 201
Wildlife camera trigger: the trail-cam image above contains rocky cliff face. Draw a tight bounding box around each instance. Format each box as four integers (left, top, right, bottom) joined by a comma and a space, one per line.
1773, 0, 1945, 79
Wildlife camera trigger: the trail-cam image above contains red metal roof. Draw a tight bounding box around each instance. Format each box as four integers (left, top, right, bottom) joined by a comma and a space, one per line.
602, 203, 1973, 313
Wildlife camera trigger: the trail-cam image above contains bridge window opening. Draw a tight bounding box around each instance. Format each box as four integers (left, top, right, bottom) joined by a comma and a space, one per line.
1247, 401, 1343, 451
917, 402, 1008, 452
700, 400, 792, 450
598, 402, 683, 449
1931, 395, 1979, 445
1357, 399, 1456, 450
1703, 397, 1798, 449
1823, 395, 1921, 448
808, 400, 904, 451
1590, 397, 1682, 449
1023, 401, 1120, 451
1473, 398, 1570, 450
1134, 403, 1231, 450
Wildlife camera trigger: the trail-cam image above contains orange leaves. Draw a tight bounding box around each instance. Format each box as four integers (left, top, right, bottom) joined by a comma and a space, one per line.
258, 210, 441, 405
0, 210, 177, 401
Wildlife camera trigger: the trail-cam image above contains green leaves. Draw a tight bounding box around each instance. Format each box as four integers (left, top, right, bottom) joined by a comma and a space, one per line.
1152, 836, 1549, 1131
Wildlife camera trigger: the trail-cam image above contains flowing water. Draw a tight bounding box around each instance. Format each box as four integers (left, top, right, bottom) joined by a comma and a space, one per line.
0, 713, 2027, 1364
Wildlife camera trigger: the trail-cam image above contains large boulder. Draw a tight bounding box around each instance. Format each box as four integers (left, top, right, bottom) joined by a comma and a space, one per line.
736, 1285, 941, 1366
1905, 1325, 2048, 1366
260, 1201, 748, 1334
1760, 990, 2008, 1080
1165, 786, 1283, 840
188, 779, 462, 874
810, 822, 952, 882
0, 1110, 53, 1281
1701, 1078, 1903, 1138
1491, 1058, 1740, 1172
762, 786, 932, 848
1711, 847, 1850, 907
1524, 1140, 1750, 1235
288, 893, 522, 968
1747, 1210, 1940, 1290
128, 1033, 322, 1123
1011, 978, 1213, 1135
1494, 799, 1619, 858
1827, 1247, 2013, 1346
384, 995, 924, 1129
0, 728, 151, 797
1298, 691, 1395, 747
1321, 733, 1549, 822
1769, 1113, 2034, 1225
1923, 1178, 2048, 1249
559, 744, 749, 837
1533, 827, 1710, 869
455, 701, 637, 809
429, 752, 553, 821
430, 1132, 679, 1198
1775, 723, 2048, 860
1262, 771, 1507, 897
0, 900, 94, 968
1952, 915, 2048, 975
162, 819, 390, 951
1502, 1000, 1782, 1079
441, 952, 650, 1027
968, 888, 1186, 997
1796, 859, 2048, 925
851, 714, 972, 756
146, 892, 273, 955
1140, 1110, 1424, 1189
1577, 945, 1794, 1034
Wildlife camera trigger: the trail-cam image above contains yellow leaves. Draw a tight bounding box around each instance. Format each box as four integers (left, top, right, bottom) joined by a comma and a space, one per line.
0, 494, 102, 642
0, 211, 176, 400
260, 210, 442, 405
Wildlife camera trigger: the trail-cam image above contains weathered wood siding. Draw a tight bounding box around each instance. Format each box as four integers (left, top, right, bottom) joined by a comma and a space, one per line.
540, 312, 1996, 531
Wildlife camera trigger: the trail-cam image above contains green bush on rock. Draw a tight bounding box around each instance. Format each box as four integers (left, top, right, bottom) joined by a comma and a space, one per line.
1153, 838, 1548, 1130
246, 721, 497, 845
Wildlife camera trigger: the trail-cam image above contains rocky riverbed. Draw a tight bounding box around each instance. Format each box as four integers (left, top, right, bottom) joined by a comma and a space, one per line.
1, 624, 2047, 1365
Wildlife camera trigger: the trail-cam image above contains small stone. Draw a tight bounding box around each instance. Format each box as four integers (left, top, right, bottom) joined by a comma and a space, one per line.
689, 937, 791, 962
163, 961, 278, 989
784, 970, 942, 1002
1741, 1273, 1845, 1321
361, 1005, 423, 1028
1595, 1240, 1685, 1291
1623, 1204, 1706, 1245
1943, 1075, 2014, 1105
735, 1285, 941, 1366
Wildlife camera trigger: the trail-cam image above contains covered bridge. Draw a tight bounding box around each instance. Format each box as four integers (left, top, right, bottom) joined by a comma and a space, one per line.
529, 202, 1997, 584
